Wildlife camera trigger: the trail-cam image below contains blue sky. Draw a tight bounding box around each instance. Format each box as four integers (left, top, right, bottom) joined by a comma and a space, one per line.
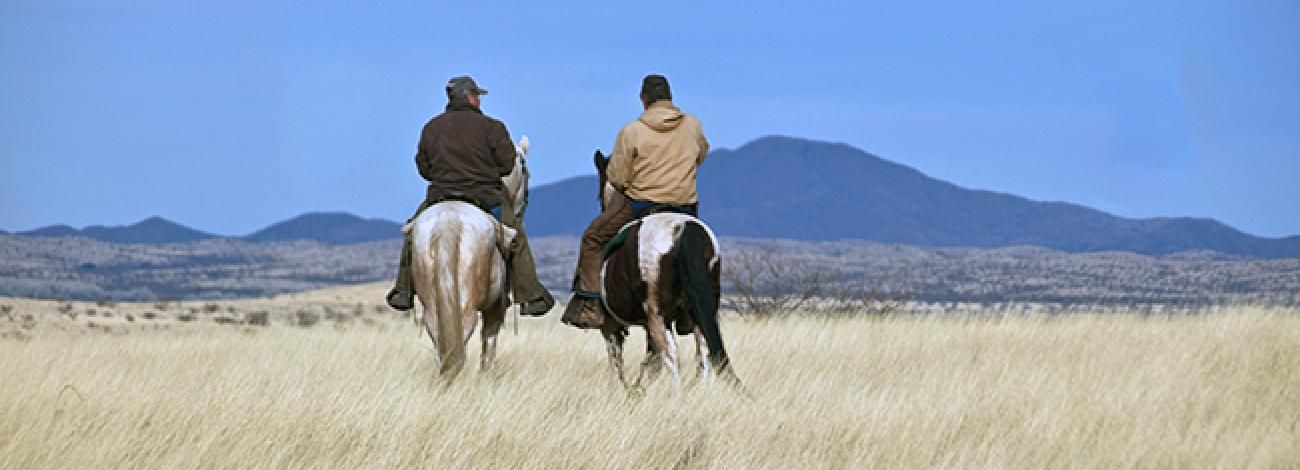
2, 0, 1298, 237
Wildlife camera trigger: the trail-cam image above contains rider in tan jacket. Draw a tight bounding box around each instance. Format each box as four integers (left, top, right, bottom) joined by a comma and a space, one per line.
562, 74, 709, 329
604, 100, 709, 205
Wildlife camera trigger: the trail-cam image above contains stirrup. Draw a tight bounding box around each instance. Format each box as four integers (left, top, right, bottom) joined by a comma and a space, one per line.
573, 289, 602, 300
386, 287, 414, 311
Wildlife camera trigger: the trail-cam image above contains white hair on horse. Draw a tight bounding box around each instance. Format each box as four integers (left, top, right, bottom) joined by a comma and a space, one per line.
408, 137, 529, 379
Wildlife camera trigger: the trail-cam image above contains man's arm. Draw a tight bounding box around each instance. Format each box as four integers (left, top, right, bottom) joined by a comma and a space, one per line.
487, 119, 516, 177
695, 118, 710, 165
605, 127, 635, 192
415, 129, 436, 182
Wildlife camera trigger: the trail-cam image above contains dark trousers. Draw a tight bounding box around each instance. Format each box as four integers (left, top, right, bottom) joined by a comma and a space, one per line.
575, 194, 637, 294
394, 197, 548, 303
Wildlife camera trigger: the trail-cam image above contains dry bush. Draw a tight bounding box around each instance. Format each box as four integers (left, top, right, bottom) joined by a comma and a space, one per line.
245, 311, 269, 327
722, 247, 823, 315
723, 246, 904, 316
293, 309, 319, 328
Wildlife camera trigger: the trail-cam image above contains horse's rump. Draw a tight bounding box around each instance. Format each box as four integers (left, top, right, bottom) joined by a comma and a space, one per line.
410, 201, 508, 376
602, 214, 720, 334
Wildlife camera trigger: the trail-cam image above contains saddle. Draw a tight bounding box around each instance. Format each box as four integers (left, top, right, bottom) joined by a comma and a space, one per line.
603, 219, 643, 259
601, 203, 700, 259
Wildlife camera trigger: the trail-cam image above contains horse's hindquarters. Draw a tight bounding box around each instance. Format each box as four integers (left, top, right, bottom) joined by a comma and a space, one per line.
410, 202, 508, 377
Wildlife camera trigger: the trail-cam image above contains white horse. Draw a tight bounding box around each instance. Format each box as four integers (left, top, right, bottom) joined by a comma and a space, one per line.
409, 137, 530, 378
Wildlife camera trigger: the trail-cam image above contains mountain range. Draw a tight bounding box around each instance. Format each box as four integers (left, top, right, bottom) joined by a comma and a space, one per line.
11, 136, 1300, 258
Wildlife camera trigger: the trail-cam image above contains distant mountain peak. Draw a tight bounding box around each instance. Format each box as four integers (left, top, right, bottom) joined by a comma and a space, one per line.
17, 216, 217, 244
524, 135, 1300, 258
243, 211, 401, 244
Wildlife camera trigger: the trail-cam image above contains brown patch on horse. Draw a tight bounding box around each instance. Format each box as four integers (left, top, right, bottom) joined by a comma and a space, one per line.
602, 223, 647, 325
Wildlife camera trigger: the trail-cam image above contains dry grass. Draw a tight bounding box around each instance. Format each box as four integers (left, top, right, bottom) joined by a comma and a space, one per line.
1, 298, 1297, 468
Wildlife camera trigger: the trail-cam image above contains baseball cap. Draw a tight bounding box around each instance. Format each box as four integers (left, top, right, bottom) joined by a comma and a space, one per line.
446, 75, 489, 97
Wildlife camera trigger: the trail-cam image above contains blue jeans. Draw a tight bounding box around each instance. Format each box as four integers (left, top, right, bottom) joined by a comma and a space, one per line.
627, 198, 698, 217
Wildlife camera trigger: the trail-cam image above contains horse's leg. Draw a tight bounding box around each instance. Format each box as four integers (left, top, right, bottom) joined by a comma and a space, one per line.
694, 327, 710, 378
661, 319, 682, 388
602, 325, 628, 387
637, 314, 678, 388
460, 304, 479, 370
480, 298, 506, 371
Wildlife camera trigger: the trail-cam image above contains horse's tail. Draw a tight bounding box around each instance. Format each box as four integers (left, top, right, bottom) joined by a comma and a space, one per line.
676, 221, 739, 383
430, 217, 466, 378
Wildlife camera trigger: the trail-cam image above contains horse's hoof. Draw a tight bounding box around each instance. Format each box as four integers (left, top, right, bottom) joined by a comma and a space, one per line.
627, 385, 647, 400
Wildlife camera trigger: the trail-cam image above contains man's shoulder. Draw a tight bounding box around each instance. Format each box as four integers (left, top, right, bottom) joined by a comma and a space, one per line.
481, 114, 508, 129
680, 111, 702, 127
428, 110, 506, 129
621, 118, 648, 135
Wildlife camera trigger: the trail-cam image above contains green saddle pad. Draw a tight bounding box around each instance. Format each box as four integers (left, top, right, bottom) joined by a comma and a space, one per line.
603, 220, 642, 259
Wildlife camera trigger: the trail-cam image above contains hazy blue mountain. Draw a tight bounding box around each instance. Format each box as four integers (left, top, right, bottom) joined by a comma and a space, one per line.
525, 175, 603, 236
8, 136, 1298, 257
242, 212, 403, 244
17, 216, 218, 244
525, 136, 1300, 257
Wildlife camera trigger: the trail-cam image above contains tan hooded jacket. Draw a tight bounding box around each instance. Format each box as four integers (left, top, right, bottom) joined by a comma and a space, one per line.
605, 101, 709, 205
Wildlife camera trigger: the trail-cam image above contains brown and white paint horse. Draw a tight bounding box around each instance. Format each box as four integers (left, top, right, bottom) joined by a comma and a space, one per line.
592, 151, 740, 388
407, 137, 530, 379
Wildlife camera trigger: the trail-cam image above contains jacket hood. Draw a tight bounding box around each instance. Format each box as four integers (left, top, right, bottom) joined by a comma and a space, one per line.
638, 101, 684, 132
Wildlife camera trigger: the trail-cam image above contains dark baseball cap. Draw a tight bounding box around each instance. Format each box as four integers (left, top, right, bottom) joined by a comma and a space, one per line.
446, 75, 488, 97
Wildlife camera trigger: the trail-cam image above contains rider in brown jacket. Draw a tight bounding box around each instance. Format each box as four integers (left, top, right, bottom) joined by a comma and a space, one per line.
562, 75, 709, 328
387, 76, 555, 316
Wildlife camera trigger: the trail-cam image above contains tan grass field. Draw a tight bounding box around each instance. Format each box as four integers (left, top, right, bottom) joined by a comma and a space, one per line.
1, 285, 1297, 468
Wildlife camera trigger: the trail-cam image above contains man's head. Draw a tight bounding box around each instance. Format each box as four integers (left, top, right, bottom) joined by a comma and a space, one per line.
639, 74, 672, 108
446, 75, 488, 106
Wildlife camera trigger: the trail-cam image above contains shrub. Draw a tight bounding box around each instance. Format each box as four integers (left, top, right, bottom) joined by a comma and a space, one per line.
293, 310, 319, 328
245, 311, 269, 326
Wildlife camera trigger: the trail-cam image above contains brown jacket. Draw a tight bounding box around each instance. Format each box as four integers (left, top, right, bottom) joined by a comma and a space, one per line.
605, 101, 709, 205
415, 102, 516, 209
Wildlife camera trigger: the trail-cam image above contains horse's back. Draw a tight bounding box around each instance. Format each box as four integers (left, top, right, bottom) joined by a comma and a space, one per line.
412, 202, 497, 247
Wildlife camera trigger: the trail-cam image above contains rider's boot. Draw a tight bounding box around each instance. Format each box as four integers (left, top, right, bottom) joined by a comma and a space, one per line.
386, 233, 416, 311
520, 290, 555, 316
561, 289, 605, 329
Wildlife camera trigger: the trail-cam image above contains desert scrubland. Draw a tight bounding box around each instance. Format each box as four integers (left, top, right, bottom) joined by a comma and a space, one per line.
5, 234, 1299, 305
1, 285, 1297, 469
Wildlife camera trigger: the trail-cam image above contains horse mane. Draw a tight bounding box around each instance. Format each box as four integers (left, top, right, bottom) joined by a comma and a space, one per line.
501, 136, 531, 220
